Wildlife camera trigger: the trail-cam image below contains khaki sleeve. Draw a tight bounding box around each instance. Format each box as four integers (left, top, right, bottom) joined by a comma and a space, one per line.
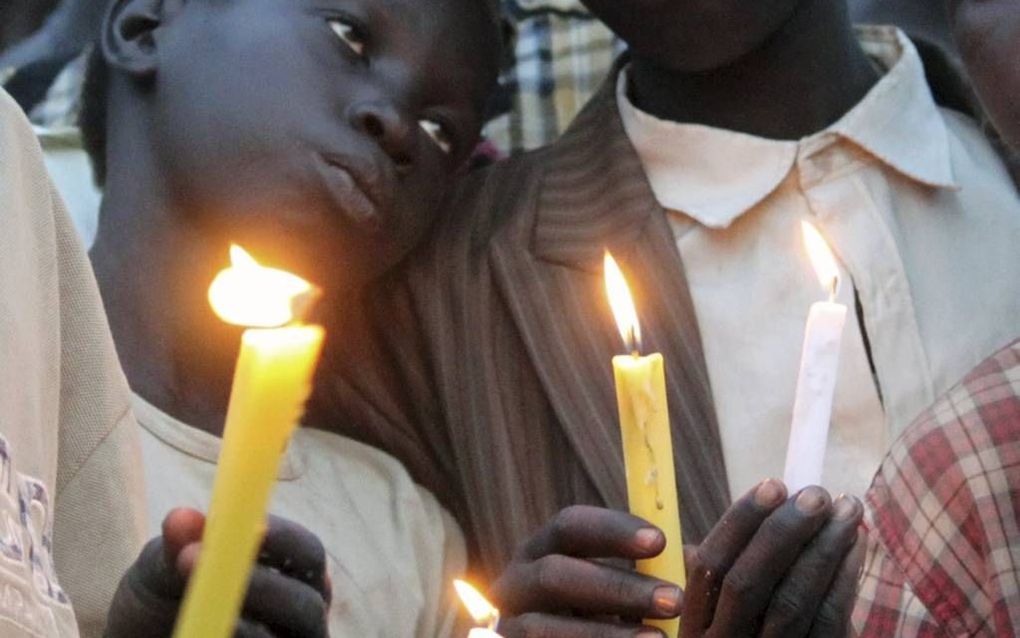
46, 165, 148, 636
53, 409, 148, 638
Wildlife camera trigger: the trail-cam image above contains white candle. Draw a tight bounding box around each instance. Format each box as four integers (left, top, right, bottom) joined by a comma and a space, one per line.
468, 630, 502, 638
783, 222, 848, 492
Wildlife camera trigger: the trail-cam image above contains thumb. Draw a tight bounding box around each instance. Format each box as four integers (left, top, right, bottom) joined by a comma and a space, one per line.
161, 508, 205, 569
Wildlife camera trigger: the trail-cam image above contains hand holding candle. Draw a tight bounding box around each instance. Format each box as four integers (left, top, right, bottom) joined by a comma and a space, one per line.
605, 252, 684, 638
172, 246, 325, 638
783, 222, 848, 493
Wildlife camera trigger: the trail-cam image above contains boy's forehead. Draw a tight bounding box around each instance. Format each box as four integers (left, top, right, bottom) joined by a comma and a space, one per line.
368, 0, 499, 69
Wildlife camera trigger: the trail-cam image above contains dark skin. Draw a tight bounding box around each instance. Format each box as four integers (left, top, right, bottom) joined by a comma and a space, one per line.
493, 482, 864, 637
108, 509, 332, 638
0, 0, 106, 71
948, 0, 1020, 150
493, 1, 874, 635
583, 0, 879, 140
90, 0, 497, 436
90, 0, 497, 632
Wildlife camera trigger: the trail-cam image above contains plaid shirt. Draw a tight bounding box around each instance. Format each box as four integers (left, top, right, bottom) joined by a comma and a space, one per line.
483, 0, 622, 155
854, 340, 1020, 637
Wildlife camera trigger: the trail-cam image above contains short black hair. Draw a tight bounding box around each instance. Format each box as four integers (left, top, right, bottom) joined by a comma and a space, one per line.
78, 0, 506, 188
79, 45, 109, 186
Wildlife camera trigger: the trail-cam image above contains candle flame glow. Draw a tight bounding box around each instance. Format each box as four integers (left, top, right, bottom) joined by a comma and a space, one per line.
453, 580, 499, 626
604, 251, 642, 353
208, 245, 319, 328
801, 222, 840, 298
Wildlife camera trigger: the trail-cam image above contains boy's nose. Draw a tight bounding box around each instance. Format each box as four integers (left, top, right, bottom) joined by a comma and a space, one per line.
348, 101, 415, 170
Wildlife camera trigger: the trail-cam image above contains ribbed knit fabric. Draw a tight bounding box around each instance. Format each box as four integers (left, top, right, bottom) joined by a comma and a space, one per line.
0, 88, 147, 638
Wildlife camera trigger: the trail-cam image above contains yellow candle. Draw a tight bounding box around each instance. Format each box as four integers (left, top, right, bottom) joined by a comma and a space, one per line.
173, 246, 325, 638
605, 253, 685, 638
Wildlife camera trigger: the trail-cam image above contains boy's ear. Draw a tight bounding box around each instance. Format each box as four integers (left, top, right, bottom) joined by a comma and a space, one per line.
101, 0, 184, 78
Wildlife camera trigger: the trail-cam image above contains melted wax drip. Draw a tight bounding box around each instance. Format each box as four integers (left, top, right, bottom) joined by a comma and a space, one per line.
632, 374, 665, 511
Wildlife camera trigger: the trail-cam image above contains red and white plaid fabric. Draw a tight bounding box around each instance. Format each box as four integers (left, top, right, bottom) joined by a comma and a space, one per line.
853, 340, 1020, 637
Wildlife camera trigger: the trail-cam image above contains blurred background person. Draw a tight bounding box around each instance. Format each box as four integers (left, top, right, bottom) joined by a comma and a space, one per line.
850, 0, 956, 54
482, 0, 621, 154
0, 0, 59, 68
948, 0, 1020, 152
1, 0, 108, 249
0, 0, 105, 124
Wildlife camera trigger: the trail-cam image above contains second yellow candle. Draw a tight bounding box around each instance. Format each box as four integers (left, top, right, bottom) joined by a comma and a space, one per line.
613, 352, 685, 638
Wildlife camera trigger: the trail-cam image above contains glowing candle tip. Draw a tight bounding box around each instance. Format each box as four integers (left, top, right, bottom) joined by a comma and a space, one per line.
454, 580, 499, 626
801, 222, 840, 298
208, 245, 320, 328
604, 251, 642, 354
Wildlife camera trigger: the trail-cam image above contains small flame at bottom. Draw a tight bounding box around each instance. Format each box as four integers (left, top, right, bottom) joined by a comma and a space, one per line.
454, 580, 499, 626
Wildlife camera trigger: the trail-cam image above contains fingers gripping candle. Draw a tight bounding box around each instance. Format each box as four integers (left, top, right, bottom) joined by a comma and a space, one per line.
173, 246, 325, 638
783, 223, 848, 493
605, 252, 684, 638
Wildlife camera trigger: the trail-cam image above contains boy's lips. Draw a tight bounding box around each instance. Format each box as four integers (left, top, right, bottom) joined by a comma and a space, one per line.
314, 153, 390, 231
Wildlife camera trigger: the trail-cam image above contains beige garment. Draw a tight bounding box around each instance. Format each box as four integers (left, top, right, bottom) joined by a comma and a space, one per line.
618, 26, 1020, 500
0, 88, 148, 637
132, 394, 469, 638
36, 127, 101, 251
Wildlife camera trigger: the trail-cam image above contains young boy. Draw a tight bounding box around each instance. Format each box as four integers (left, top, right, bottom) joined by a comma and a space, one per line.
327, 0, 1019, 629
80, 0, 502, 634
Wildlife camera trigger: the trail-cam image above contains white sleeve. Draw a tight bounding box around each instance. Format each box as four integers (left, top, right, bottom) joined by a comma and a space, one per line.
412, 486, 473, 638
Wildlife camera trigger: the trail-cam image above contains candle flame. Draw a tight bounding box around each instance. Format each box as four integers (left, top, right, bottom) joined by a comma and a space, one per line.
453, 580, 499, 625
801, 221, 840, 298
208, 245, 319, 328
604, 251, 642, 353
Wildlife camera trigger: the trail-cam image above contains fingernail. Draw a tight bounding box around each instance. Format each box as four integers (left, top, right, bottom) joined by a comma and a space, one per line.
637, 630, 665, 638
833, 495, 858, 521
755, 479, 785, 508
795, 487, 828, 514
635, 528, 663, 552
652, 585, 681, 615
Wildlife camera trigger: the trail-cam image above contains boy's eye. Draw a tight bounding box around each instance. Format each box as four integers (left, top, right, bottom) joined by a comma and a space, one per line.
419, 119, 453, 155
329, 19, 365, 56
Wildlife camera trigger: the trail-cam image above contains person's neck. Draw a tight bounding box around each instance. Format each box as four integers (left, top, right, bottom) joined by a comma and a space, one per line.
91, 168, 249, 437
628, 0, 880, 140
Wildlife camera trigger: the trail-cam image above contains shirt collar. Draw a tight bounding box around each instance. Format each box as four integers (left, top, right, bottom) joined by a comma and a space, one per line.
617, 26, 958, 229
132, 393, 306, 481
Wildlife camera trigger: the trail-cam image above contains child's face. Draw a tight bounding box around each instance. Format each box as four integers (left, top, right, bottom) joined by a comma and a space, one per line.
149, 0, 497, 287
581, 0, 802, 72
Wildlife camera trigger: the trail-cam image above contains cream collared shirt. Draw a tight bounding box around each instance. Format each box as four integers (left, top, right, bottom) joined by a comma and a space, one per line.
618, 26, 1020, 500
